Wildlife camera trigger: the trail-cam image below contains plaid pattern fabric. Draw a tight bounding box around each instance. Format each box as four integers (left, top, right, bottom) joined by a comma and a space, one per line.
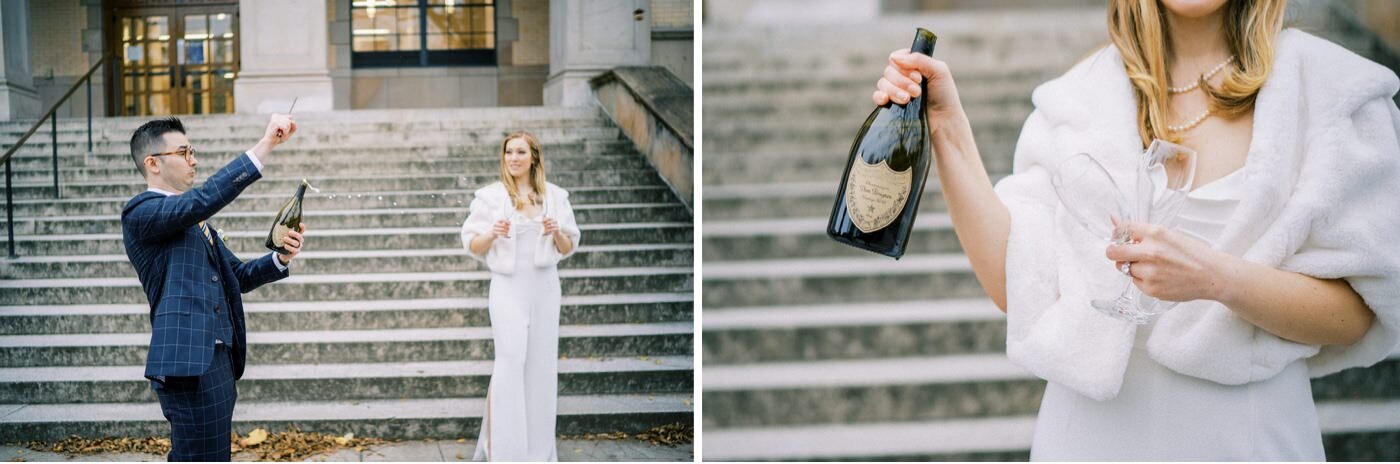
152, 343, 238, 461
122, 153, 288, 381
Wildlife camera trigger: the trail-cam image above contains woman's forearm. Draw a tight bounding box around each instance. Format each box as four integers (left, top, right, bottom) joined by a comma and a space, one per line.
1214, 257, 1374, 346
553, 231, 573, 255
931, 111, 1012, 311
470, 233, 495, 256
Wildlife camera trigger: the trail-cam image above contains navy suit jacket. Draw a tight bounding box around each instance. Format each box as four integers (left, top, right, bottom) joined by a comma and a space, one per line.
122, 153, 288, 382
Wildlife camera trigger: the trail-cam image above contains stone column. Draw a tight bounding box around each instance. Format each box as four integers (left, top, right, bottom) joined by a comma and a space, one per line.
0, 0, 40, 120
543, 0, 650, 107
233, 0, 333, 114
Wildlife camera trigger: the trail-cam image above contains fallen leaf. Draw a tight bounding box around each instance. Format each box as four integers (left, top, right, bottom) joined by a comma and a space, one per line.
455, 453, 465, 459
456, 438, 466, 443
239, 428, 269, 447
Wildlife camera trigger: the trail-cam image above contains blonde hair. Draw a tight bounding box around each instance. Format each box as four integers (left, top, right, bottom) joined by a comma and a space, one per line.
1108, 0, 1286, 145
499, 131, 547, 211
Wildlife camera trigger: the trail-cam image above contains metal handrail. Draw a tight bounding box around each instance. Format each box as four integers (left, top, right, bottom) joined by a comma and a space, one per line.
3, 52, 113, 259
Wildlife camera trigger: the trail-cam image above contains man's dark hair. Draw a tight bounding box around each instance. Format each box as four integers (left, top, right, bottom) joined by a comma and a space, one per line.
129, 117, 186, 177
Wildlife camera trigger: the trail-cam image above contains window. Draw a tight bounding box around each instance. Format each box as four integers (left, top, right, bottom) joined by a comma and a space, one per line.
351, 0, 496, 67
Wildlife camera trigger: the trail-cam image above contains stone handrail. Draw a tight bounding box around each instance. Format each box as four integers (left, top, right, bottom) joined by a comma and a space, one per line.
589, 67, 693, 212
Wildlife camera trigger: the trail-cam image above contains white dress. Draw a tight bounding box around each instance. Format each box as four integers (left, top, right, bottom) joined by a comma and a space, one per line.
474, 208, 562, 462
1030, 169, 1326, 461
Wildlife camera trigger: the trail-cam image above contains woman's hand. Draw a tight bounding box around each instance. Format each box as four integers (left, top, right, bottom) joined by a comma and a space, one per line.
542, 217, 560, 237
1107, 221, 1374, 346
1105, 222, 1231, 303
873, 49, 966, 127
872, 47, 1009, 311
491, 219, 511, 239
545, 216, 573, 255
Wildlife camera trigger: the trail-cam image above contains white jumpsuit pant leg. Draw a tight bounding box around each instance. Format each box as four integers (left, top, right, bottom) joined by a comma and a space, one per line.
474, 227, 562, 462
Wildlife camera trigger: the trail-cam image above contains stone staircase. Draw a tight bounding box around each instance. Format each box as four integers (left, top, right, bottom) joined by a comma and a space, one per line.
701, 7, 1400, 461
0, 107, 694, 443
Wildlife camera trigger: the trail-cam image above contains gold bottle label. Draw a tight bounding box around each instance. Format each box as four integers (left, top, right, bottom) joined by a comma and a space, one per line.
271, 224, 291, 247
846, 157, 913, 233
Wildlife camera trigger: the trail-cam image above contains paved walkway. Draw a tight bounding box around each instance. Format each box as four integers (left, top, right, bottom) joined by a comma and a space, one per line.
0, 439, 693, 462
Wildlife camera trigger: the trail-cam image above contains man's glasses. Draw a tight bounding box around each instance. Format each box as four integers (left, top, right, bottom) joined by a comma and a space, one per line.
147, 146, 197, 164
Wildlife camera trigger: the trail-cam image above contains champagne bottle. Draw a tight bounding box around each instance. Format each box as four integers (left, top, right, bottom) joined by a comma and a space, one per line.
266, 180, 308, 254
827, 28, 937, 259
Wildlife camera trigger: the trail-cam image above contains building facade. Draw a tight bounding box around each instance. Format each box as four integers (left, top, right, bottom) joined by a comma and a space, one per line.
0, 0, 692, 120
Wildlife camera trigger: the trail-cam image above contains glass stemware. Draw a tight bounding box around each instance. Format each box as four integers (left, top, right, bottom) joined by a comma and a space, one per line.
1051, 140, 1198, 324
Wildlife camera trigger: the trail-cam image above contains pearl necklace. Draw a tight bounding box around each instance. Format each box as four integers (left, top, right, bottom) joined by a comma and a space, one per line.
1168, 55, 1235, 94
1167, 109, 1211, 133
1166, 55, 1235, 133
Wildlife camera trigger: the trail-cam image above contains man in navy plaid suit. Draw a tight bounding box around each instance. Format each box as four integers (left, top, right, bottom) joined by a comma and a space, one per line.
122, 114, 304, 461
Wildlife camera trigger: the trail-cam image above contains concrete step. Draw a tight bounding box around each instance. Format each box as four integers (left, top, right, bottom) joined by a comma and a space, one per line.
1, 127, 623, 157
0, 105, 610, 132
702, 70, 1045, 106
0, 267, 695, 305
4, 152, 652, 183
0, 118, 618, 141
704, 39, 1100, 78
699, 136, 1018, 185
0, 393, 694, 442
702, 399, 1400, 461
1, 223, 693, 256
704, 215, 963, 261
702, 118, 1025, 161
8, 203, 691, 235
0, 322, 693, 367
0, 356, 693, 404
4, 141, 638, 169
2, 186, 676, 217
702, 299, 1002, 365
3, 138, 633, 164
703, 255, 982, 308
704, 354, 1041, 428
0, 293, 693, 335
3, 169, 669, 199
701, 351, 1400, 457
702, 182, 952, 220
0, 244, 693, 278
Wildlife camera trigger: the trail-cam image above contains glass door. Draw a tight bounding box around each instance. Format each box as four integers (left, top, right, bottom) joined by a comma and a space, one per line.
118, 12, 173, 116
115, 6, 238, 116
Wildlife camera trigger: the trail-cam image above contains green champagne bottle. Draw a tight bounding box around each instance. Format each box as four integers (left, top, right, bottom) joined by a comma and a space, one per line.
266, 180, 308, 254
827, 28, 937, 259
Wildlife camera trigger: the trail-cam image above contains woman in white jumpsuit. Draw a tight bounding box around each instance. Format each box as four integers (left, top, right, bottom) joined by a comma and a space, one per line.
460, 131, 581, 461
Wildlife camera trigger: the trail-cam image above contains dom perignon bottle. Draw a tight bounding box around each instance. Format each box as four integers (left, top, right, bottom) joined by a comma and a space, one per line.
827, 28, 937, 259
266, 180, 308, 254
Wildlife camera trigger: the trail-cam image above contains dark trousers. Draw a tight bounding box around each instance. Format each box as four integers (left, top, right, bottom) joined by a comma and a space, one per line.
152, 343, 238, 462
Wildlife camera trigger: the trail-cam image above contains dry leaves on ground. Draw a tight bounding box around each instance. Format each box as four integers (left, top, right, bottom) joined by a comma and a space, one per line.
561, 422, 693, 447
22, 436, 171, 457
635, 422, 693, 447
231, 426, 388, 461
562, 431, 630, 441
20, 428, 387, 461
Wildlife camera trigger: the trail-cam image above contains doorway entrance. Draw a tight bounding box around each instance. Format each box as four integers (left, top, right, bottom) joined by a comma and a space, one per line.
109, 2, 239, 116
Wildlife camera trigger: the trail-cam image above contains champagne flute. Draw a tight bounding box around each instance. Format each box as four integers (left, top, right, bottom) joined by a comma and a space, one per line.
1051, 153, 1132, 245
1128, 140, 1198, 317
1089, 140, 1198, 323
1051, 153, 1143, 320
1051, 141, 1198, 324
